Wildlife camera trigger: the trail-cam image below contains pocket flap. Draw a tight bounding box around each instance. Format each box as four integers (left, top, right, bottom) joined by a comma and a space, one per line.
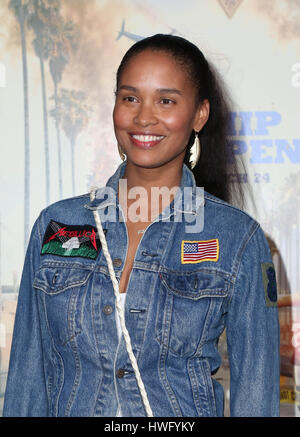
160, 270, 229, 300
33, 264, 92, 295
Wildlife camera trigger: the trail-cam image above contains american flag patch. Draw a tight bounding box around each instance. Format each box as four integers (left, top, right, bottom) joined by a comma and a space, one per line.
181, 239, 219, 264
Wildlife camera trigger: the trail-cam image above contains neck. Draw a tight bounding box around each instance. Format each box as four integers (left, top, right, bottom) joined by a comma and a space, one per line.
119, 160, 184, 223
123, 160, 183, 191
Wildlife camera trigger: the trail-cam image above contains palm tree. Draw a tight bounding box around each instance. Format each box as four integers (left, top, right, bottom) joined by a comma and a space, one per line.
48, 11, 78, 199
9, 0, 31, 252
27, 0, 59, 206
51, 89, 92, 196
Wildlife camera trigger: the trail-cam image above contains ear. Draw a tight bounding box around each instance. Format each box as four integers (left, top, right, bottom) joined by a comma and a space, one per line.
193, 99, 210, 132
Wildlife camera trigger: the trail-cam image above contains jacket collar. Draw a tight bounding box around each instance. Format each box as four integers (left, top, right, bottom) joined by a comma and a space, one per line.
85, 162, 204, 218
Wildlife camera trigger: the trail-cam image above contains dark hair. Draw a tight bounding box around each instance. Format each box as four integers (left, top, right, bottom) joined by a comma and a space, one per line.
116, 34, 246, 208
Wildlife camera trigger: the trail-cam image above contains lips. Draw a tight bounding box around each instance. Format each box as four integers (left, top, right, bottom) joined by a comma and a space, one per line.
129, 133, 165, 149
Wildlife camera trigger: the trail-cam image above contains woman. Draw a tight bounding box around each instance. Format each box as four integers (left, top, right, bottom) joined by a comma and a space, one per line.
3, 34, 280, 417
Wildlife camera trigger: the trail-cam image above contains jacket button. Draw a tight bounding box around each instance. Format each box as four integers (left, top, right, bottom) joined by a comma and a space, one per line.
113, 258, 122, 267
103, 305, 113, 315
116, 368, 125, 378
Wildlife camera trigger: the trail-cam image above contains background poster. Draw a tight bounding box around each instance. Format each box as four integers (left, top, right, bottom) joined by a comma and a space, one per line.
0, 0, 299, 416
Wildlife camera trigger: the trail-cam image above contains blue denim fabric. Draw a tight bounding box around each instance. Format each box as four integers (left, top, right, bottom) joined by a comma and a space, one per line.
3, 163, 280, 417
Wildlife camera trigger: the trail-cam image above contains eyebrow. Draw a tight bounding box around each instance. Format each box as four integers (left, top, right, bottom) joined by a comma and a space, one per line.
118, 85, 182, 95
158, 88, 182, 95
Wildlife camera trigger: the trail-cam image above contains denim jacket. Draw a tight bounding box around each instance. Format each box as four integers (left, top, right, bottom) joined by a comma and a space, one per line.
3, 163, 280, 417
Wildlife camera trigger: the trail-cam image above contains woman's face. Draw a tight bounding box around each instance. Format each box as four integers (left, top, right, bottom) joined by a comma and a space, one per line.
113, 50, 209, 170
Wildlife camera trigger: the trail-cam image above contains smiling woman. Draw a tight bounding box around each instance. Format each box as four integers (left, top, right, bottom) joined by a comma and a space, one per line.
3, 34, 280, 418
115, 34, 245, 208
113, 50, 209, 174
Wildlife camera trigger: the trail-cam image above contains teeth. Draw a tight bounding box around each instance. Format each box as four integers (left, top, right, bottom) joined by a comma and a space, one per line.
132, 135, 164, 142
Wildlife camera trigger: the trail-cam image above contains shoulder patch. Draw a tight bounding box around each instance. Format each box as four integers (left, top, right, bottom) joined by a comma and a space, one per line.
261, 262, 277, 307
41, 220, 106, 260
181, 239, 219, 264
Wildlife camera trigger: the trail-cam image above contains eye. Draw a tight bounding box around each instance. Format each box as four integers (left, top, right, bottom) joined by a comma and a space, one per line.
160, 98, 175, 105
123, 96, 138, 103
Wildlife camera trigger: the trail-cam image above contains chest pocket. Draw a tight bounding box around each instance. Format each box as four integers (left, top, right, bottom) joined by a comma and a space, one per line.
33, 263, 93, 345
155, 270, 230, 357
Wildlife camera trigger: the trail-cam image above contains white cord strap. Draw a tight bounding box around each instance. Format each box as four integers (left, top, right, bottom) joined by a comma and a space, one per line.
90, 189, 153, 417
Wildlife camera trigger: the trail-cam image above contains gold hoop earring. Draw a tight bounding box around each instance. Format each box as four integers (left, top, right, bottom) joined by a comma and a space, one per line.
189, 131, 201, 169
118, 144, 126, 161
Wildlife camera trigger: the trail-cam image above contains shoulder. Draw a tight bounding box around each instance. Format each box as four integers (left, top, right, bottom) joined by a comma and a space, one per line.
204, 190, 259, 229
204, 190, 255, 219
204, 191, 272, 259
201, 193, 273, 286
202, 191, 266, 252
33, 193, 93, 240
42, 192, 91, 217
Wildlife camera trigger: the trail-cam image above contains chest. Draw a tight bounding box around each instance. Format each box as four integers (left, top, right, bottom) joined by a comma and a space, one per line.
119, 220, 150, 293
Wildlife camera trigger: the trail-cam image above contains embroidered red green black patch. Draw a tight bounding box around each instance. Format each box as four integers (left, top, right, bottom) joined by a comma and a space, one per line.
41, 220, 106, 260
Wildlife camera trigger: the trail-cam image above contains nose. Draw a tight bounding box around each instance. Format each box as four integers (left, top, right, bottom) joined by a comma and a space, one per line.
134, 102, 158, 127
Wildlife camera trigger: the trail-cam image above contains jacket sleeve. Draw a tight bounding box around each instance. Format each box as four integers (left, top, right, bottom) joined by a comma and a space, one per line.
3, 215, 49, 417
226, 224, 280, 417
